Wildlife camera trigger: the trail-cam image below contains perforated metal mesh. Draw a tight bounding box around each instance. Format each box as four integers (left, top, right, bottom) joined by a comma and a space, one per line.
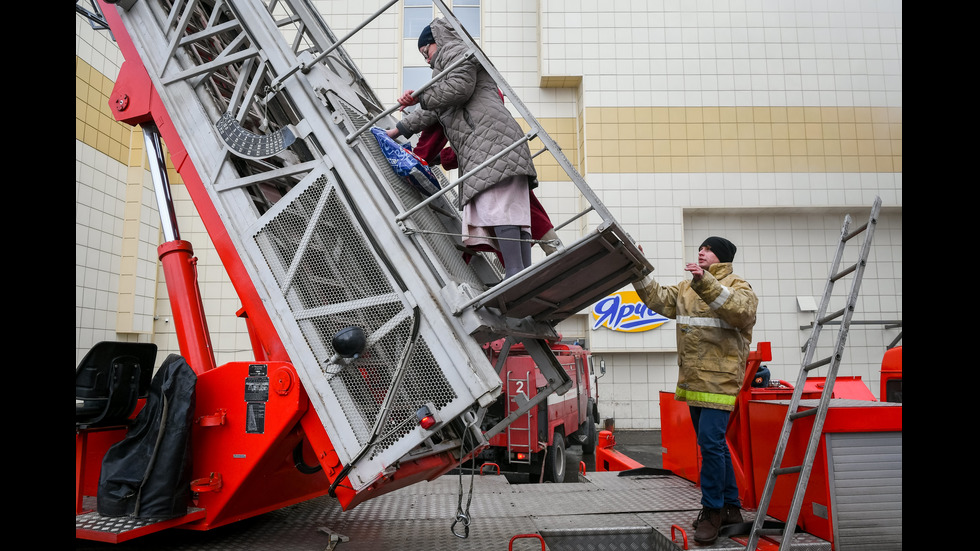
253, 175, 456, 452
257, 176, 393, 314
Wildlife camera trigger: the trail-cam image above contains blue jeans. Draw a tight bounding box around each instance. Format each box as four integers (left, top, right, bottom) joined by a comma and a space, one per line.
689, 406, 740, 509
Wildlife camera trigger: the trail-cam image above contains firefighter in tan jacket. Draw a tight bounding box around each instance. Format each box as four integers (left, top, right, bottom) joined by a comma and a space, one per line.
633, 236, 757, 545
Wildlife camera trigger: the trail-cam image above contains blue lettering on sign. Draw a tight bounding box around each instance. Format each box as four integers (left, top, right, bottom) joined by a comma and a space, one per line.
591, 293, 668, 332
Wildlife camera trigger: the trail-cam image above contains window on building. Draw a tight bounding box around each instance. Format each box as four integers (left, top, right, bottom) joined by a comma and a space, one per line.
402, 66, 431, 100
453, 0, 480, 39
404, 1, 481, 44
401, 2, 481, 113
404, 0, 431, 39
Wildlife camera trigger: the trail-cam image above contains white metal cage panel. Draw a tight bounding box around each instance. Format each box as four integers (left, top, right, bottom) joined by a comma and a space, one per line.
109, 0, 506, 491
245, 169, 489, 486
107, 0, 651, 494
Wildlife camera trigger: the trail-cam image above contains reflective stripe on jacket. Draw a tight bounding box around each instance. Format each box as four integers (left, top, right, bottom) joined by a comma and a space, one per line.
633, 263, 758, 411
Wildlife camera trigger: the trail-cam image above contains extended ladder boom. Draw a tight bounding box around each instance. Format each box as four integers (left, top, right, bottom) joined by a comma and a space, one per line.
100, 0, 650, 508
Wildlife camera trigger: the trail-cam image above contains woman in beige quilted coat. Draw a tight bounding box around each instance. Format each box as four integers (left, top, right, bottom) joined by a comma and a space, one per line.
386, 18, 538, 278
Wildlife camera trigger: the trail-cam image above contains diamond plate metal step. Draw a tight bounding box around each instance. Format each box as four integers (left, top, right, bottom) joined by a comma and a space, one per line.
76, 473, 832, 550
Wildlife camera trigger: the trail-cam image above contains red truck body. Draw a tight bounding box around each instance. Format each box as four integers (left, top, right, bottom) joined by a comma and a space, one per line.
480, 340, 599, 482
659, 343, 903, 550
879, 346, 902, 403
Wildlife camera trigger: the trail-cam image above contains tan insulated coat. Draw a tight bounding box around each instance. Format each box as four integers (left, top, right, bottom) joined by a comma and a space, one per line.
395, 18, 537, 207
633, 263, 758, 411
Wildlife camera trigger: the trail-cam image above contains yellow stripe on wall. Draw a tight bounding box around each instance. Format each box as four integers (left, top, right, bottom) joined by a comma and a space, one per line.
76, 56, 135, 165
585, 106, 901, 174
516, 117, 581, 182
80, 54, 900, 178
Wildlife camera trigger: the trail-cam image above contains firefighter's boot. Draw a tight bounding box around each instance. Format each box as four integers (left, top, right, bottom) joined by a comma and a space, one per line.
693, 503, 743, 529
721, 503, 744, 525
694, 507, 722, 545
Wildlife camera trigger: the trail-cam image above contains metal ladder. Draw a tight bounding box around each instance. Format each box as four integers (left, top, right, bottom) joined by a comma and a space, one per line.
102, 0, 645, 499
505, 371, 534, 465
744, 197, 881, 551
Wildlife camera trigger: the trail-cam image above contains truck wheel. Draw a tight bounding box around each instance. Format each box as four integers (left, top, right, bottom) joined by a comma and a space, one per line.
581, 410, 597, 455
545, 431, 566, 482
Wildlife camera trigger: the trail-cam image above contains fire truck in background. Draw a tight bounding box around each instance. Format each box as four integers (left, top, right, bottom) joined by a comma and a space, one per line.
480, 339, 601, 482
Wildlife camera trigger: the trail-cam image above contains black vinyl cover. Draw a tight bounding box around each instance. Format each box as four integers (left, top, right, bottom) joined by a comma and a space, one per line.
97, 354, 197, 519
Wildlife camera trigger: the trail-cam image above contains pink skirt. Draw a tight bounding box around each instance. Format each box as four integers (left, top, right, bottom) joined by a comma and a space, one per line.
462, 175, 530, 250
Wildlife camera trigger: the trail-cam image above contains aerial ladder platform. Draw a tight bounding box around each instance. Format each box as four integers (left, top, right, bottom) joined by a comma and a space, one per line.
78, 0, 652, 540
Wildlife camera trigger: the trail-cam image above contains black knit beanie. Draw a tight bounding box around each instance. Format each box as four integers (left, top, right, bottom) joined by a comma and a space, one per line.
700, 236, 737, 263
418, 25, 435, 50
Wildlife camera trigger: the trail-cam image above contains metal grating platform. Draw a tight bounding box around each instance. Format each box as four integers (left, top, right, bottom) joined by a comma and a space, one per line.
75, 473, 831, 550
472, 221, 650, 325
75, 499, 206, 544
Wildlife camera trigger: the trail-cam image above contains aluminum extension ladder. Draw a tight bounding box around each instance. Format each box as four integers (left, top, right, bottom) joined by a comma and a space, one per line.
504, 370, 534, 465
744, 197, 882, 551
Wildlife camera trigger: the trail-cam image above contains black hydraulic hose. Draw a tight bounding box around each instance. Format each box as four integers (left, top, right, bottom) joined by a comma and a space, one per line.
293, 441, 323, 475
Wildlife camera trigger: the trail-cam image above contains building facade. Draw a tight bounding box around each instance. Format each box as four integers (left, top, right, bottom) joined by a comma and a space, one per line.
76, 0, 902, 429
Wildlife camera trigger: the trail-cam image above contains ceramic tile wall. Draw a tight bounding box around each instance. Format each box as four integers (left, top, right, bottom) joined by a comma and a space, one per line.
535, 0, 902, 427
538, 0, 902, 109
76, 12, 256, 368
76, 16, 150, 364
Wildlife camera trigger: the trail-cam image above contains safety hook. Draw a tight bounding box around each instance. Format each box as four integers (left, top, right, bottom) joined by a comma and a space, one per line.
451, 512, 470, 539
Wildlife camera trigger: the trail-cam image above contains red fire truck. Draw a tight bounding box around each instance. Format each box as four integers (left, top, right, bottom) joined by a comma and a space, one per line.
480, 339, 601, 482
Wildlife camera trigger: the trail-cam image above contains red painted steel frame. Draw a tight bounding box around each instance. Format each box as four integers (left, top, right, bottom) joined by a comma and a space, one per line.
879, 346, 902, 401
158, 240, 216, 373
185, 362, 334, 530
76, 400, 149, 515
76, 509, 208, 544
76, 427, 128, 514
659, 390, 700, 482
595, 430, 644, 472
728, 342, 772, 507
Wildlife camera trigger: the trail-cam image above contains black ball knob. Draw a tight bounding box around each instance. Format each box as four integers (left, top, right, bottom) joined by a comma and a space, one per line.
332, 326, 366, 358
